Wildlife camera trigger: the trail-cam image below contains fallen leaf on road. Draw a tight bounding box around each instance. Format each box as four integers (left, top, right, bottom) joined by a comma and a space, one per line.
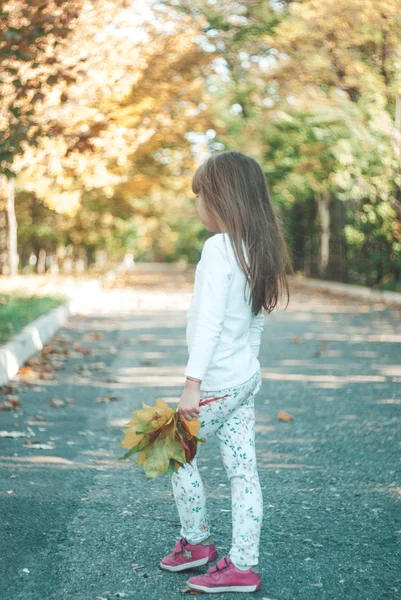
0, 385, 14, 395
50, 398, 65, 408
75, 346, 92, 355
96, 395, 120, 403
180, 586, 202, 595
84, 332, 103, 341
7, 394, 19, 402
39, 364, 54, 373
42, 345, 61, 355
23, 440, 54, 449
140, 360, 153, 366
277, 410, 294, 422
89, 362, 106, 370
292, 336, 302, 344
18, 366, 35, 377
104, 377, 117, 383
0, 430, 26, 438
0, 399, 21, 410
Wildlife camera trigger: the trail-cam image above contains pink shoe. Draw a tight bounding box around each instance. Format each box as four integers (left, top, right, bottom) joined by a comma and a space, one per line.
187, 556, 261, 593
160, 537, 218, 572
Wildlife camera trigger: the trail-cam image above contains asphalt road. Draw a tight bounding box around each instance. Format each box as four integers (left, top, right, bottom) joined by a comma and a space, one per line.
1, 275, 400, 600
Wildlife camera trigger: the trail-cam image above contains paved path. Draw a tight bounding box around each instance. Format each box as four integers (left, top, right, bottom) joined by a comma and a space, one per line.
0, 270, 400, 600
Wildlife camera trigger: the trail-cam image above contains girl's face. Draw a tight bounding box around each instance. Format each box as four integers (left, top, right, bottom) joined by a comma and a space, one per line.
197, 193, 220, 232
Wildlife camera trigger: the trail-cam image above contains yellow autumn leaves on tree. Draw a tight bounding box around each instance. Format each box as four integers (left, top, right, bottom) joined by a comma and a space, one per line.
119, 398, 203, 480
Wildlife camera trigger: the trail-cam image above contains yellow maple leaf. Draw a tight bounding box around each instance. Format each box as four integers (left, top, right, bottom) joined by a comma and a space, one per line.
159, 417, 177, 441
181, 417, 201, 437
277, 410, 294, 422
126, 400, 174, 428
135, 401, 159, 423
155, 398, 173, 412
120, 428, 144, 449
137, 450, 146, 466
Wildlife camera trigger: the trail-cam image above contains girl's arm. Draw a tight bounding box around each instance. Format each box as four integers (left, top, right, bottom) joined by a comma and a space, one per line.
185, 236, 232, 382
178, 237, 231, 420
249, 310, 265, 358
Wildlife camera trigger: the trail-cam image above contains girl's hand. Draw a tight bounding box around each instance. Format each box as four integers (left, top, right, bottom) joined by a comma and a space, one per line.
178, 378, 201, 421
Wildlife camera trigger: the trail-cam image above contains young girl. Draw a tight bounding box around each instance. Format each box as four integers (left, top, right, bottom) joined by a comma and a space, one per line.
159, 151, 290, 594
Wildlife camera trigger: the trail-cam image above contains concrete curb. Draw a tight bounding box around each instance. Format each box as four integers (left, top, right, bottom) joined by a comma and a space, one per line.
289, 276, 401, 306
0, 300, 75, 387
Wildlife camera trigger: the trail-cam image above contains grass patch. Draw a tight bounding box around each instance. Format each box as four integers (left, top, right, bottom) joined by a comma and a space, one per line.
0, 293, 67, 344
377, 281, 401, 293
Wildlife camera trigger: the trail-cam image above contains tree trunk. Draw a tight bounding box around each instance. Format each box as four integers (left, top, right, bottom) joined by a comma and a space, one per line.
0, 210, 8, 275
7, 177, 18, 277
327, 198, 347, 281
317, 191, 331, 277
49, 253, 59, 274
37, 248, 47, 274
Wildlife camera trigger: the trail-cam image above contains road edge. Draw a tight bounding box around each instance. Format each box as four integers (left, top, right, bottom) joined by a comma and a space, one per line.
289, 276, 401, 306
0, 300, 75, 387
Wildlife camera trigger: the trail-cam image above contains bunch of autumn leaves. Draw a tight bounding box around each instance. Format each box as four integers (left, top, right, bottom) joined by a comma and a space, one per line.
119, 399, 203, 479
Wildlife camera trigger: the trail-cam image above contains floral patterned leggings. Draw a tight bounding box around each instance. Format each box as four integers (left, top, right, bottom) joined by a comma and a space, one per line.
171, 369, 263, 569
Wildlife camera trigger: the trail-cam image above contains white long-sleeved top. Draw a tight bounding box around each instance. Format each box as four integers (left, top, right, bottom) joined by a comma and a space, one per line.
185, 232, 264, 391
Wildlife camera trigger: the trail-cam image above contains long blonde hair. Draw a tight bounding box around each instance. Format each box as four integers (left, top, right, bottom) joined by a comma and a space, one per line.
192, 151, 291, 315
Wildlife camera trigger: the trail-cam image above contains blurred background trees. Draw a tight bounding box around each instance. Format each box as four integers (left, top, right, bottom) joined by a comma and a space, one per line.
1, 0, 400, 289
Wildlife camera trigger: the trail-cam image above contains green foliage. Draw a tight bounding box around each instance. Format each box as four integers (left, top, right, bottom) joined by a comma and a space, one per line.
0, 293, 66, 343
4, 0, 401, 289
0, 0, 84, 176
345, 198, 401, 287
177, 0, 401, 287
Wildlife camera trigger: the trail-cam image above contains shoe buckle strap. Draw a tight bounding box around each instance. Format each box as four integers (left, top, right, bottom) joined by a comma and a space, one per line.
172, 539, 185, 557
211, 556, 230, 574
173, 538, 193, 559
